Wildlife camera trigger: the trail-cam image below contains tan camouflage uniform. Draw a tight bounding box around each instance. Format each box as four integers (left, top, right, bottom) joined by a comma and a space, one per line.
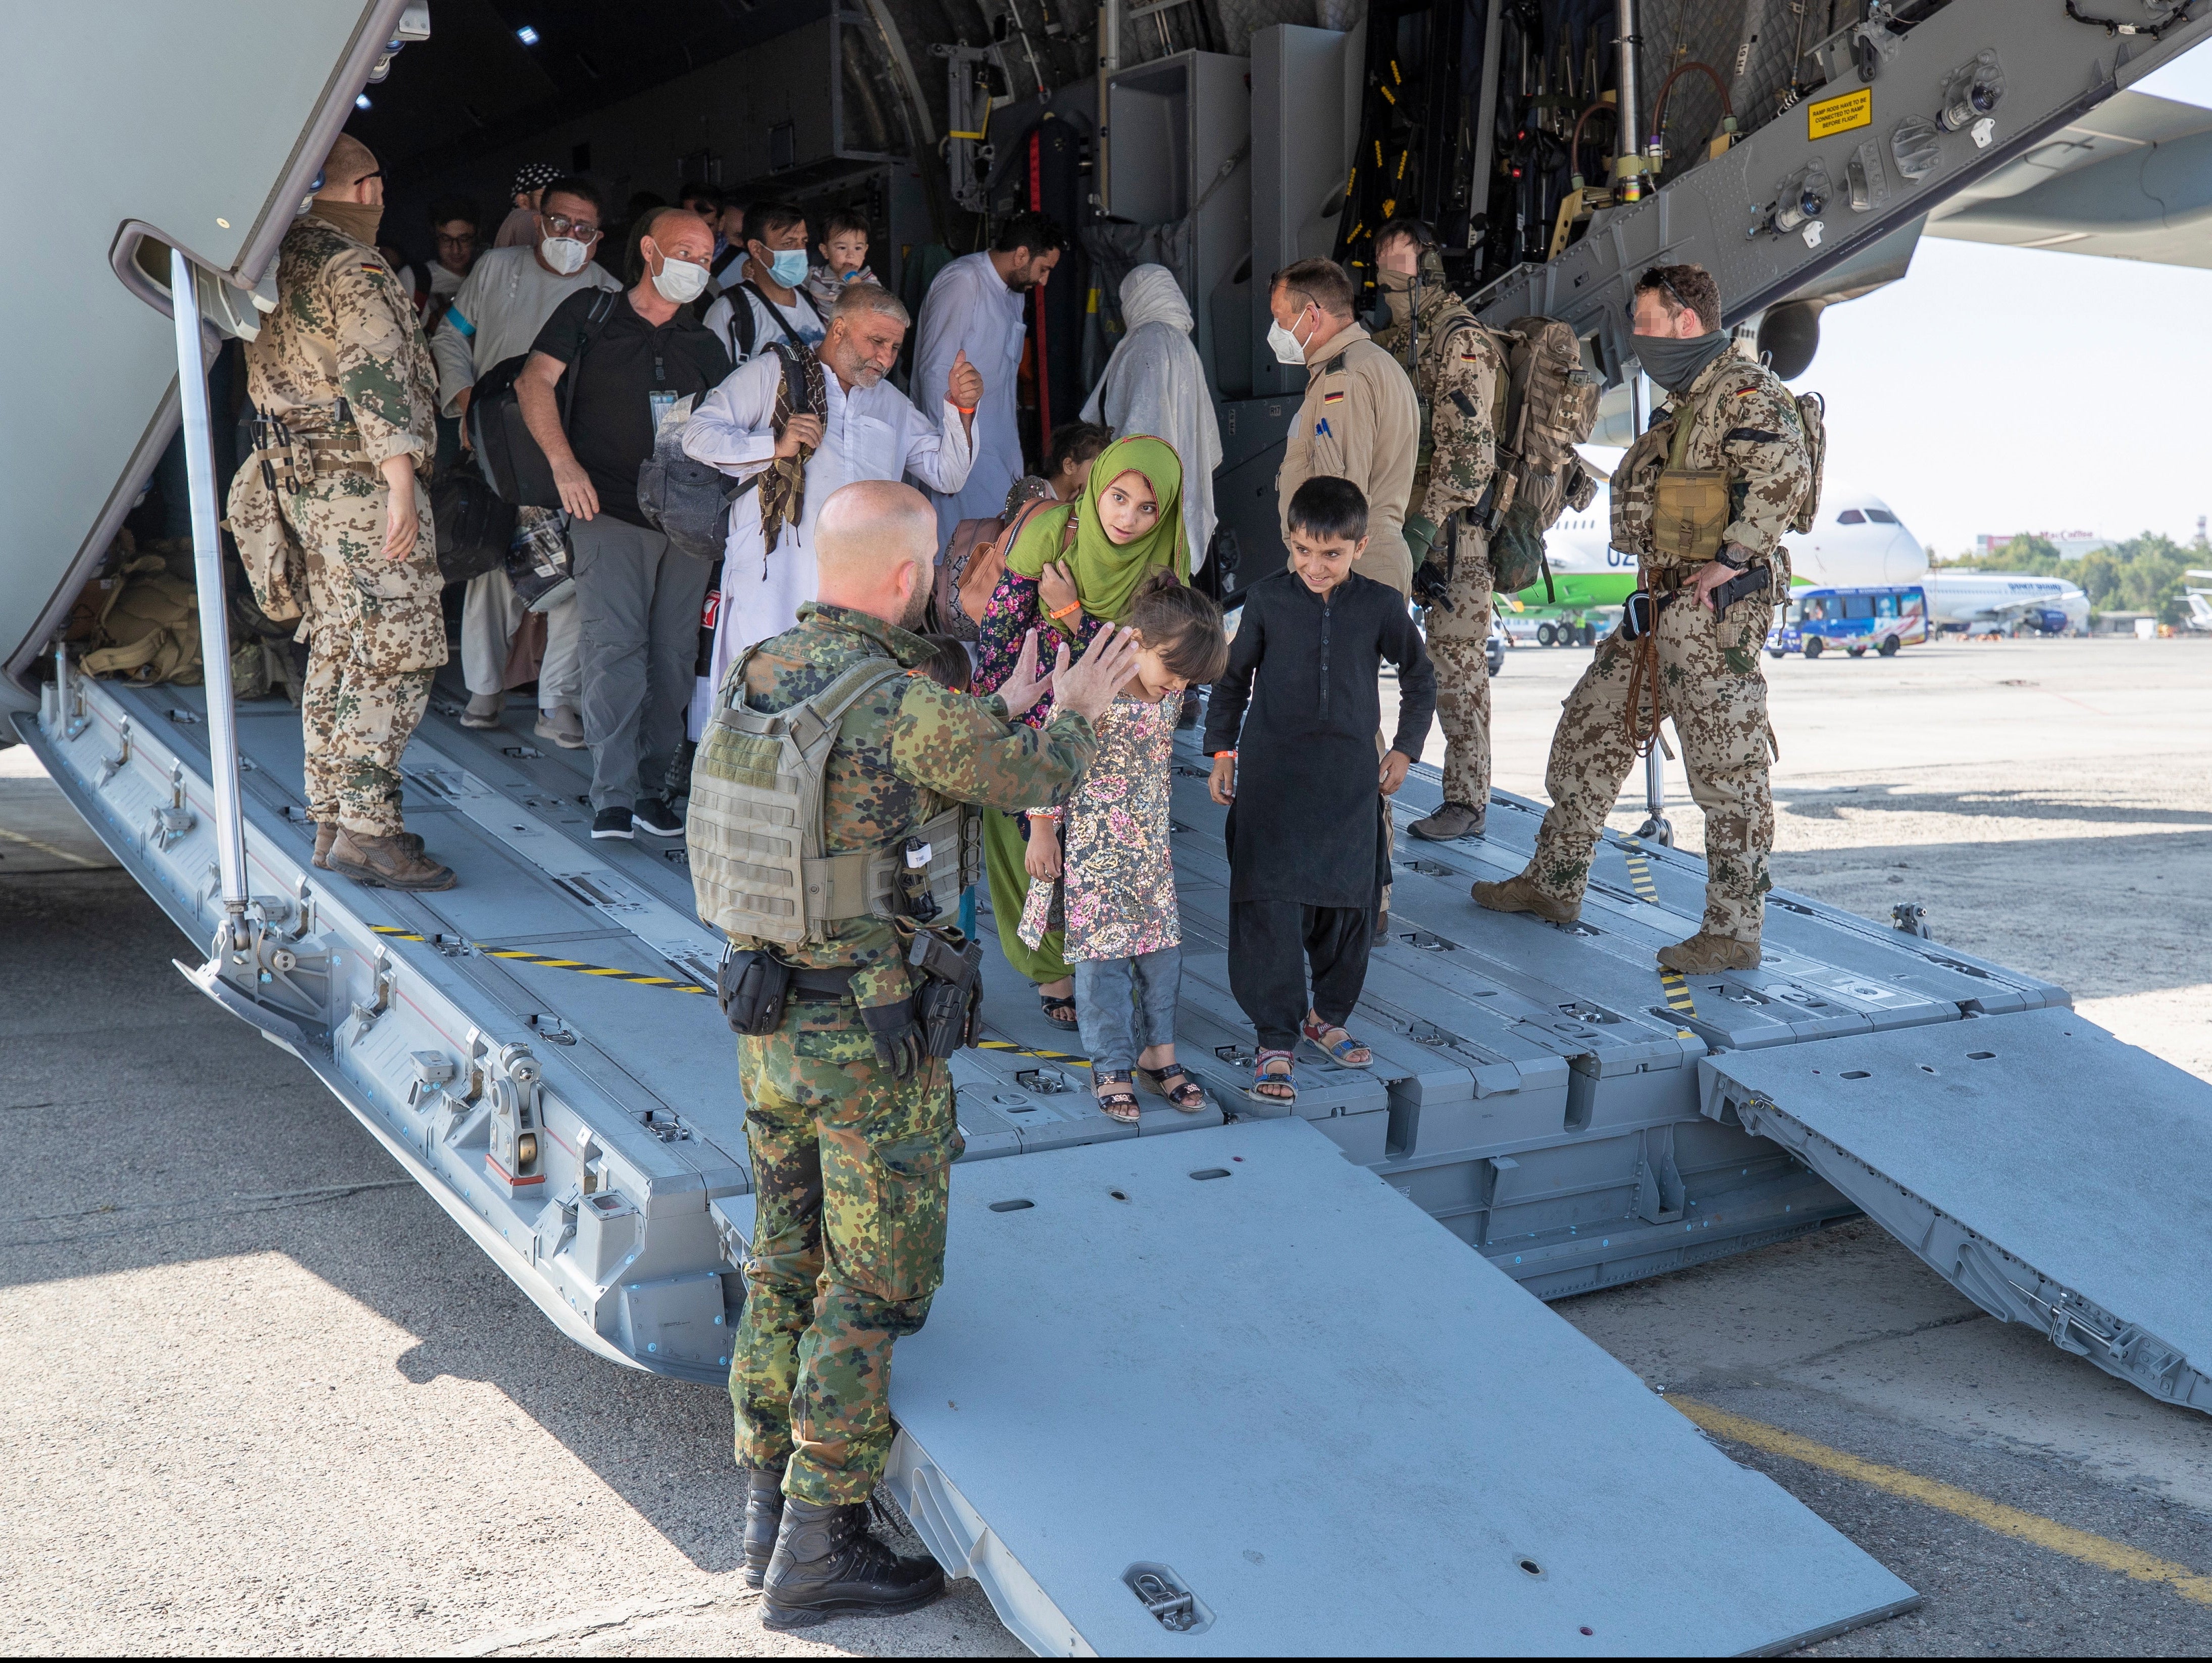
721, 602, 1098, 1505
1373, 256, 1503, 815
1522, 349, 1810, 945
230, 211, 443, 838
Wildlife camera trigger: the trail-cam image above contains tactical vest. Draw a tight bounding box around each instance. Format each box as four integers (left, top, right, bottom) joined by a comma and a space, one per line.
687, 651, 973, 946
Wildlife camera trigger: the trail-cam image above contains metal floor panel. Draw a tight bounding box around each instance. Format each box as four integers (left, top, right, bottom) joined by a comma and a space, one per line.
1702, 1009, 2212, 1414
882, 1117, 1918, 1655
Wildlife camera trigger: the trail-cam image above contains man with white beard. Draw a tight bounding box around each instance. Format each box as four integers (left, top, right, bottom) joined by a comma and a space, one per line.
682, 283, 982, 721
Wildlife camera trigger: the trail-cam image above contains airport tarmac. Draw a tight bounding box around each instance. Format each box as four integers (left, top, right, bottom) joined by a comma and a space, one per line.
3, 634, 2207, 1656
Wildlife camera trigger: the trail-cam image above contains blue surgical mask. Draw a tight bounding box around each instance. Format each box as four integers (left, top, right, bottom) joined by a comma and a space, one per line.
769, 248, 808, 288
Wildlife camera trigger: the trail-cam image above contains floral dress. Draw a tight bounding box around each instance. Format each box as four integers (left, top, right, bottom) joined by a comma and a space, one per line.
971, 568, 1106, 732
1059, 692, 1181, 962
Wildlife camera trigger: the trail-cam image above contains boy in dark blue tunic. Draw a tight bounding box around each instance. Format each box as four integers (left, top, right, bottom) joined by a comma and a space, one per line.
1203, 477, 1436, 1107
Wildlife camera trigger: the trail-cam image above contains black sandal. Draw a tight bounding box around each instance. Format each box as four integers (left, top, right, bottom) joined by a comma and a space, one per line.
1094, 1070, 1141, 1124
1040, 990, 1078, 1028
1137, 1063, 1208, 1114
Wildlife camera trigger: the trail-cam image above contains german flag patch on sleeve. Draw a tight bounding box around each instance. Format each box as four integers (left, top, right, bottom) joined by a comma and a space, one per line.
1322, 388, 1347, 404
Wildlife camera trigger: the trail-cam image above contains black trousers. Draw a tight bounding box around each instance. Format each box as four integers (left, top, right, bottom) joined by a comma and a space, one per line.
1228, 900, 1376, 1054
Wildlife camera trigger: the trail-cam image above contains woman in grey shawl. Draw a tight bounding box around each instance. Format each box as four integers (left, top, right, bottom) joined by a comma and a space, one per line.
1081, 263, 1222, 574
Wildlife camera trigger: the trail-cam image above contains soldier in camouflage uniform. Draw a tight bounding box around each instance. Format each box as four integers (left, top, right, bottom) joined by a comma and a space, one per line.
1475, 263, 1811, 972
1370, 219, 1505, 841
714, 481, 1140, 1627
228, 134, 454, 890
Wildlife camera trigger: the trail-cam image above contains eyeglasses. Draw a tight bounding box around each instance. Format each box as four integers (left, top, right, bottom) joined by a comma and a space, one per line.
435, 231, 477, 247
1628, 275, 1690, 325
541, 213, 602, 242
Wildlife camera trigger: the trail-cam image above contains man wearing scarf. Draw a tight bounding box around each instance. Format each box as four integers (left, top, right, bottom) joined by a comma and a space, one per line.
229, 133, 455, 893
684, 283, 981, 733
1474, 262, 1813, 974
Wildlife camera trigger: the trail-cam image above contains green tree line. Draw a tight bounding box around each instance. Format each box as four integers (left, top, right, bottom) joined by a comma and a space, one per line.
1933, 533, 2205, 623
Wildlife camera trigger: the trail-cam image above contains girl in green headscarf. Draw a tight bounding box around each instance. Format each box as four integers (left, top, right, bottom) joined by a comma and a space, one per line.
971, 434, 1186, 1026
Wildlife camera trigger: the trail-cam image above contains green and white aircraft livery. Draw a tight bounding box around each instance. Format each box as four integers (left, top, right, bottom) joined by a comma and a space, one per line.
1511, 468, 1929, 616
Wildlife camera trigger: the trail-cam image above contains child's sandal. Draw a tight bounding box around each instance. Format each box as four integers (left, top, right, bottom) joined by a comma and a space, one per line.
1137, 1063, 1208, 1114
1039, 990, 1078, 1029
1094, 1070, 1141, 1124
1245, 1049, 1296, 1106
1300, 1016, 1373, 1069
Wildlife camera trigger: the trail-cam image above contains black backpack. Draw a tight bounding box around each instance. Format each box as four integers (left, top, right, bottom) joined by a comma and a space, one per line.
637, 342, 817, 561
718, 280, 824, 364
431, 468, 518, 584
467, 289, 621, 508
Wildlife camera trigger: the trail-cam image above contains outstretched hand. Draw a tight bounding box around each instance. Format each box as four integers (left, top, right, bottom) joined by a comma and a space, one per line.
997, 628, 1050, 718
1049, 623, 1145, 724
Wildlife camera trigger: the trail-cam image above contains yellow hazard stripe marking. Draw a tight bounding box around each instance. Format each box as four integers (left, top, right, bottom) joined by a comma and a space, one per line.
1669, 1397, 2212, 1606
977, 1039, 1092, 1070
370, 927, 1106, 1067
370, 924, 709, 994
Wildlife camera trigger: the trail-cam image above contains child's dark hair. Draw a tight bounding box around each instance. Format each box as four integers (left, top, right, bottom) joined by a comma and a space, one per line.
1128, 569, 1229, 684
819, 207, 871, 242
1285, 475, 1368, 544
1046, 421, 1111, 481
917, 633, 972, 693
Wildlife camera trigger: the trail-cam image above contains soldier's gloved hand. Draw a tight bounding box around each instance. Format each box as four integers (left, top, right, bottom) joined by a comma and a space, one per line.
860, 996, 925, 1079
1403, 513, 1441, 567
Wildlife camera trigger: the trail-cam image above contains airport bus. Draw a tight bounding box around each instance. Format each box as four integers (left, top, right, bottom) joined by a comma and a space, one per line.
1766, 585, 1928, 659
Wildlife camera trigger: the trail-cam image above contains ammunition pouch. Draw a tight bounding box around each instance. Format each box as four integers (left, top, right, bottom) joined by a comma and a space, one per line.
716, 947, 793, 1036
908, 929, 984, 1058
1651, 468, 1730, 564
224, 463, 307, 625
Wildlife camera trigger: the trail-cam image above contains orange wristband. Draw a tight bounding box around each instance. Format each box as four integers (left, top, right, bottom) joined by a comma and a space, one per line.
1048, 599, 1082, 622
952, 402, 977, 415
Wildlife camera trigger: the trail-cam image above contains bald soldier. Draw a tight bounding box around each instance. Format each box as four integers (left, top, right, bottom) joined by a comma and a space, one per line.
228, 133, 454, 889
687, 480, 1141, 1628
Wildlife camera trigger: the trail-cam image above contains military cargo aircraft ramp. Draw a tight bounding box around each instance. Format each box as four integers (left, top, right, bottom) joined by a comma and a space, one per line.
25, 670, 1937, 1653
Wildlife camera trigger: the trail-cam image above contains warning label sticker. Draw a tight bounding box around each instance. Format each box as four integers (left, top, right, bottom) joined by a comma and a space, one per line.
1807, 87, 1873, 141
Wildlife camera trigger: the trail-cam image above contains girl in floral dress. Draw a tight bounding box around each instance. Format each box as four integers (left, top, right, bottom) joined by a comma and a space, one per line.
971, 435, 1187, 1029
1022, 571, 1227, 1121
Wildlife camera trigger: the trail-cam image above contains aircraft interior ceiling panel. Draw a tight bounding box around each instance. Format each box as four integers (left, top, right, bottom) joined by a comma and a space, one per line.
0, 1, 398, 688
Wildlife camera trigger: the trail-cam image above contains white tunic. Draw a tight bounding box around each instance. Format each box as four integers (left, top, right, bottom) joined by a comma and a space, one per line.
682, 356, 976, 729
912, 251, 1027, 542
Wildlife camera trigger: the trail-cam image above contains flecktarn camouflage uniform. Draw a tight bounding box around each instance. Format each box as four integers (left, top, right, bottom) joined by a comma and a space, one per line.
1375, 254, 1503, 815
723, 602, 1097, 1506
1519, 348, 1811, 946
228, 211, 442, 838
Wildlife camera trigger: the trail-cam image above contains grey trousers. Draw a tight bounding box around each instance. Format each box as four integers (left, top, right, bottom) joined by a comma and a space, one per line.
570, 514, 711, 810
1073, 945, 1182, 1074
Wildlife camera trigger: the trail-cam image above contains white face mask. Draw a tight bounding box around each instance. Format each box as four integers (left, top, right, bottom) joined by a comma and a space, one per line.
540, 236, 589, 276
1267, 307, 1312, 367
649, 248, 710, 303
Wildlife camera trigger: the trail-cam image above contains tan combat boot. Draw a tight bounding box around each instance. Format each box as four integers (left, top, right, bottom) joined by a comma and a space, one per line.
1409, 801, 1485, 840
1471, 873, 1578, 923
312, 822, 335, 869
1656, 931, 1760, 973
327, 827, 458, 891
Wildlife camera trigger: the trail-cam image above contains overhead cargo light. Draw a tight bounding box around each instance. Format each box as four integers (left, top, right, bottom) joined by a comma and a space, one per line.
517, 25, 540, 45
354, 93, 372, 109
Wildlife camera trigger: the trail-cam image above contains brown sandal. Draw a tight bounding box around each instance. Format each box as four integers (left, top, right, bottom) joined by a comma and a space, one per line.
1137, 1063, 1208, 1114
1094, 1070, 1141, 1124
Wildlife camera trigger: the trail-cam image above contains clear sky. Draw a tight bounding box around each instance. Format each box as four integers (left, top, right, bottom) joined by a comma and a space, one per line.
1787, 44, 2212, 561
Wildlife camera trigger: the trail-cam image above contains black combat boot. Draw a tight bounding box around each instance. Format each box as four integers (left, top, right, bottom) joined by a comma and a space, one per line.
760, 1496, 945, 1629
740, 1466, 784, 1591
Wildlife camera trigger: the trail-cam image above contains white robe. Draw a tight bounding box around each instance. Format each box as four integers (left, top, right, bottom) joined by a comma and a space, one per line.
913, 251, 1027, 542
1081, 263, 1222, 573
682, 355, 976, 731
